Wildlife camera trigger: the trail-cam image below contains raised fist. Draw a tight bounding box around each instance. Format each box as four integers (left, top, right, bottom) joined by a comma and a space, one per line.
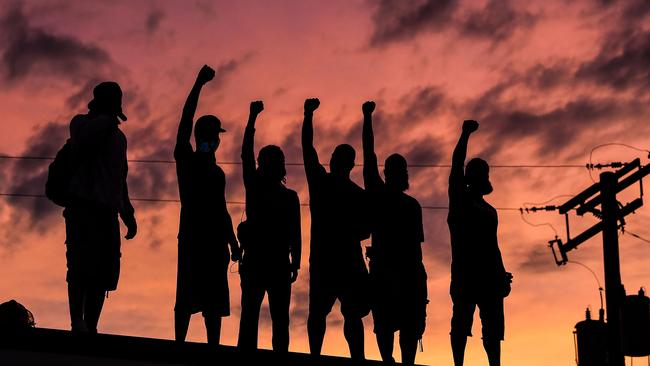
250, 100, 264, 115
304, 98, 320, 113
362, 101, 375, 115
197, 64, 215, 84
462, 120, 479, 133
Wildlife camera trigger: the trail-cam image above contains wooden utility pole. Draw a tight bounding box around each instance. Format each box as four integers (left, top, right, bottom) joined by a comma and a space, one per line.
551, 160, 650, 365
600, 172, 625, 366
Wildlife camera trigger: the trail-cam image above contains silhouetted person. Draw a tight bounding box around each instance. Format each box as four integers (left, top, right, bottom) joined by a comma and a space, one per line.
237, 101, 301, 352
301, 98, 370, 360
448, 120, 511, 366
65, 81, 137, 333
362, 101, 427, 365
173, 65, 241, 345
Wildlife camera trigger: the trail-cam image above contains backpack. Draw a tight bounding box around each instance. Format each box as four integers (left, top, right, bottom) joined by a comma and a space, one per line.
45, 139, 76, 207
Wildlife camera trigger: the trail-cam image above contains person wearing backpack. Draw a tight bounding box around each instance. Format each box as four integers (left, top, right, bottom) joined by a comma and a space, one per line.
63, 81, 137, 333
237, 101, 301, 352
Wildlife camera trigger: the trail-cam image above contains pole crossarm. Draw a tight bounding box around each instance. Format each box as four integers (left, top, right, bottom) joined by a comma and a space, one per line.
559, 198, 643, 256
577, 161, 649, 216
558, 158, 642, 214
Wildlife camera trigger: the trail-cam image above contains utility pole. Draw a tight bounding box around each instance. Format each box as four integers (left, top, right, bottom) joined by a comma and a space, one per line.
546, 159, 650, 365
600, 172, 625, 366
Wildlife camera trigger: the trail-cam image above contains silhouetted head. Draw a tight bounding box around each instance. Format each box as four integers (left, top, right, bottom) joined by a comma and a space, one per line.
330, 144, 355, 177
194, 115, 225, 153
88, 81, 127, 122
465, 158, 493, 196
384, 153, 409, 191
257, 145, 286, 184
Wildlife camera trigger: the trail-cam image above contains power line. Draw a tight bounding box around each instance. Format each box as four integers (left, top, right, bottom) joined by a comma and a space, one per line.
0, 155, 586, 169
0, 192, 521, 212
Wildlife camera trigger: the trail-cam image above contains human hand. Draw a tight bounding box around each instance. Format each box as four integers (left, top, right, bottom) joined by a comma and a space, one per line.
290, 268, 299, 283
462, 120, 479, 133
123, 215, 137, 240
362, 101, 375, 115
250, 100, 264, 115
231, 245, 242, 262
197, 65, 215, 84
304, 98, 320, 114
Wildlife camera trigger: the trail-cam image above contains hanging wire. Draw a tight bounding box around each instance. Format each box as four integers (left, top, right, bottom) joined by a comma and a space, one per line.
588, 143, 650, 182
519, 211, 558, 236
518, 194, 574, 236
0, 192, 525, 212
622, 229, 650, 244
567, 260, 605, 311
522, 194, 575, 207
0, 155, 588, 169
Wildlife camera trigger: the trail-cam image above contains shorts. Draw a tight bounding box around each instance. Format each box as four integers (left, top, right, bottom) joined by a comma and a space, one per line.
370, 263, 427, 336
64, 202, 121, 291
174, 241, 230, 316
450, 293, 504, 341
309, 266, 370, 320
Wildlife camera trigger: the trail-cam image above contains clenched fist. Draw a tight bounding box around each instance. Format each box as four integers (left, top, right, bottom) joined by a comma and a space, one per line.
362, 101, 375, 115
250, 100, 264, 115
197, 65, 215, 84
304, 98, 320, 113
462, 120, 479, 133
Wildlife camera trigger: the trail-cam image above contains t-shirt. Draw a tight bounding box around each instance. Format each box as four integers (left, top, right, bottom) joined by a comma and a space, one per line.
174, 141, 236, 246
363, 152, 424, 268
68, 113, 133, 216
447, 164, 506, 296
304, 159, 370, 271
241, 125, 302, 271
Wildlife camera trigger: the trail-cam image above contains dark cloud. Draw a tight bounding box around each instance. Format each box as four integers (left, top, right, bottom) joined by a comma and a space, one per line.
519, 245, 558, 273
573, 0, 650, 93
0, 4, 112, 84
145, 9, 165, 35
212, 53, 254, 88
397, 86, 446, 124
65, 78, 102, 109
460, 0, 537, 43
3, 122, 68, 242
476, 97, 645, 159
522, 63, 572, 91
369, 0, 458, 47
575, 29, 650, 92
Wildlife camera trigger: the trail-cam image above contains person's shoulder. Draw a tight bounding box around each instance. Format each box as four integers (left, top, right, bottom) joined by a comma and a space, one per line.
215, 164, 226, 176
70, 113, 88, 123
403, 193, 422, 209
350, 179, 364, 192
69, 113, 88, 129
285, 187, 300, 200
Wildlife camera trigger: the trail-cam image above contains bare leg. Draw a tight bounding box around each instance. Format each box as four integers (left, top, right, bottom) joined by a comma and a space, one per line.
84, 288, 106, 333
483, 337, 501, 366
343, 316, 365, 360
376, 331, 395, 364
175, 311, 191, 342
307, 312, 326, 356
204, 315, 222, 345
68, 283, 87, 332
399, 331, 418, 365
451, 334, 468, 366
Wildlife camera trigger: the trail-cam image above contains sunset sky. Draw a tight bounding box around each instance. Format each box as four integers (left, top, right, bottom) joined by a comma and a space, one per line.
1, 0, 649, 365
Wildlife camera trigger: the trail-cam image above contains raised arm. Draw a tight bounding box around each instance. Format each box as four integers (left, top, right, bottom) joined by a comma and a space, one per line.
242, 101, 264, 187
176, 65, 215, 147
302, 98, 326, 181
449, 120, 478, 203
362, 101, 383, 190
